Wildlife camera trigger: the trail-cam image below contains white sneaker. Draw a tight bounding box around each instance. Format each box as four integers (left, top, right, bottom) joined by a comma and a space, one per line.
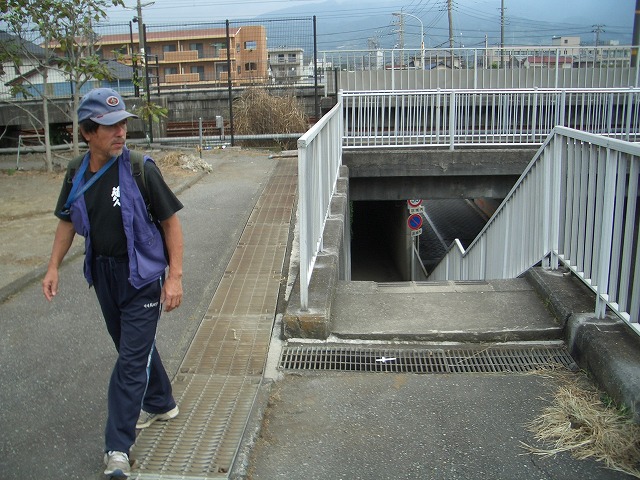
136, 405, 179, 429
104, 450, 130, 477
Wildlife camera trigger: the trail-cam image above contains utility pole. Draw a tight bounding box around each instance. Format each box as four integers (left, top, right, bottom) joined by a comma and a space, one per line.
592, 24, 605, 66
500, 0, 505, 50
632, 0, 640, 68
130, 0, 154, 141
393, 11, 405, 68
448, 0, 454, 65
500, 0, 506, 67
592, 24, 605, 47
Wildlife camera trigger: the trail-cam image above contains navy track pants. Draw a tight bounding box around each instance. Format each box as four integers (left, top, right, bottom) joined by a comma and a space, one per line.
92, 256, 176, 454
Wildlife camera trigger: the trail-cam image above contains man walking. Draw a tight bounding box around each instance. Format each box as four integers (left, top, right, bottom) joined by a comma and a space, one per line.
42, 88, 184, 477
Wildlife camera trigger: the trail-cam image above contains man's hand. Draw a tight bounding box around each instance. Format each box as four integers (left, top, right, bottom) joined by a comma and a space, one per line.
160, 214, 184, 312
42, 268, 60, 301
161, 275, 183, 312
42, 220, 75, 302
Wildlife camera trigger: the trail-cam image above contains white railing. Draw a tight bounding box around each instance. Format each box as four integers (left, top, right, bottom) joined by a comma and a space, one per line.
297, 95, 343, 309
323, 46, 639, 92
429, 127, 640, 334
341, 88, 640, 149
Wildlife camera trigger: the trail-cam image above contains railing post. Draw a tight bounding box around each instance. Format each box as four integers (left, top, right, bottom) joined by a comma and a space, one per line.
549, 131, 563, 270
391, 50, 396, 91
531, 87, 539, 143
595, 150, 618, 318
449, 90, 456, 150
435, 89, 441, 145
558, 89, 567, 127
626, 88, 634, 142
298, 140, 309, 311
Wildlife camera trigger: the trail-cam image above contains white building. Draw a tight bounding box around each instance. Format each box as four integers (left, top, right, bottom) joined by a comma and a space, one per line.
268, 47, 304, 84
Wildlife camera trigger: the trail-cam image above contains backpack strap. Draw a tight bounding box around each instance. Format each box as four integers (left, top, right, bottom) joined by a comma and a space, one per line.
66, 153, 85, 184
64, 150, 155, 221
129, 150, 155, 222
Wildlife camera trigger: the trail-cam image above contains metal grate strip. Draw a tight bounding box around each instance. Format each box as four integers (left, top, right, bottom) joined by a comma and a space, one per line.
279, 345, 577, 374
132, 157, 297, 478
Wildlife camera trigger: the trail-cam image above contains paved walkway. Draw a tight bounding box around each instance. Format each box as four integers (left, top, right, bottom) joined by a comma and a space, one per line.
0, 149, 289, 479
1, 149, 637, 480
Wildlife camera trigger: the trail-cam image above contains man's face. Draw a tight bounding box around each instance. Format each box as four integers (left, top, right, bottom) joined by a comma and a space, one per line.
84, 120, 128, 162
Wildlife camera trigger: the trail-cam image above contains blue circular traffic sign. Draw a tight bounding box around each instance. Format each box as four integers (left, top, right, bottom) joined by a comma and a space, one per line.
407, 213, 423, 230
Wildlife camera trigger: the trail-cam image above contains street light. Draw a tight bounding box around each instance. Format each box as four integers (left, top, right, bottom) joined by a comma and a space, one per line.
393, 11, 425, 70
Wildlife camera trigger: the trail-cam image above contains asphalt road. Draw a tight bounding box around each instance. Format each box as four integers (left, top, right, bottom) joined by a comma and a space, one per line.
0, 148, 277, 479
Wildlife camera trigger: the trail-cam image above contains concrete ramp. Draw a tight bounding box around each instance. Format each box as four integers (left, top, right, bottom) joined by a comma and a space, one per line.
331, 278, 564, 343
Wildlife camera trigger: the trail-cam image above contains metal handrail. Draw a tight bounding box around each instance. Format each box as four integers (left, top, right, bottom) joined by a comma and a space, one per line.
341, 88, 640, 149
297, 95, 343, 309
428, 126, 640, 334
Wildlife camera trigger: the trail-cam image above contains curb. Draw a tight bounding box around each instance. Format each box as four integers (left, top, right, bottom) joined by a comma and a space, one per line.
0, 170, 207, 304
526, 266, 640, 423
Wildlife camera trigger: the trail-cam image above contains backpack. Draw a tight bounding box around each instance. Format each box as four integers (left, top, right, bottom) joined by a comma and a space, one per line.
66, 150, 155, 221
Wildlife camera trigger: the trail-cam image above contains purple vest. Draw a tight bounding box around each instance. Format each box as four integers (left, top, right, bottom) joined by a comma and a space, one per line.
68, 149, 167, 288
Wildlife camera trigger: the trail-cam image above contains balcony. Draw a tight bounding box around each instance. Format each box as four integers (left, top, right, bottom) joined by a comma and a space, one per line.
163, 50, 200, 62
165, 73, 201, 83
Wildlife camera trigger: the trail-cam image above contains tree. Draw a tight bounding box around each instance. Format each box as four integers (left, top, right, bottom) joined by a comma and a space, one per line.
1, 0, 125, 168
48, 0, 126, 155
1, 11, 58, 170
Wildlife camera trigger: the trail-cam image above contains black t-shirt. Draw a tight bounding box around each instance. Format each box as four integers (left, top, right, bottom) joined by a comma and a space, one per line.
55, 158, 183, 257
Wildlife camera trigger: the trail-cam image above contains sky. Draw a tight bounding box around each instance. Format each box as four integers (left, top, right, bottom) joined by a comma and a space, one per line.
104, 0, 635, 48
105, 0, 324, 23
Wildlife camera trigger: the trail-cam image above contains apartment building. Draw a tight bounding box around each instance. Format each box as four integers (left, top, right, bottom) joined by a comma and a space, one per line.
268, 47, 305, 84
94, 25, 268, 88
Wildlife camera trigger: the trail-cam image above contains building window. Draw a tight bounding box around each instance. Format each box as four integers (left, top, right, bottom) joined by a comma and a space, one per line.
244, 62, 257, 71
288, 53, 297, 62
163, 44, 177, 53
237, 66, 241, 74
278, 54, 285, 63
165, 67, 178, 75
244, 40, 257, 50
190, 43, 203, 56
190, 65, 204, 80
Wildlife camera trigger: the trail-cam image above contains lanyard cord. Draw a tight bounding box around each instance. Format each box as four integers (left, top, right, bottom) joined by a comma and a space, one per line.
64, 155, 117, 211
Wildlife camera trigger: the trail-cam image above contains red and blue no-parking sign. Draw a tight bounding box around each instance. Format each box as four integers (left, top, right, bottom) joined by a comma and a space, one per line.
407, 213, 423, 231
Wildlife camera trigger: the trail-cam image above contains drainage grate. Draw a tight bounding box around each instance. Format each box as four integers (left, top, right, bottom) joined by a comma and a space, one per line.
279, 345, 577, 374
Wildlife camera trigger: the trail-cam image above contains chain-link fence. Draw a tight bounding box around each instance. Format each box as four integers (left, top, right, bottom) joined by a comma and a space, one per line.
0, 17, 318, 147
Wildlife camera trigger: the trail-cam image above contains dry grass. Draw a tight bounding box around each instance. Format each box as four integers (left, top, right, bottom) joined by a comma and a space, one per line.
522, 371, 640, 477
233, 88, 308, 149
154, 151, 213, 173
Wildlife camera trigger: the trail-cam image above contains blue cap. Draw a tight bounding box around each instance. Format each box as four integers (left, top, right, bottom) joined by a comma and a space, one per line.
77, 88, 138, 125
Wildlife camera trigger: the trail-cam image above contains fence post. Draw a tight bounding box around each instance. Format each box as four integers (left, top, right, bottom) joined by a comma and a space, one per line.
531, 87, 538, 142
225, 20, 235, 147
558, 89, 566, 127
449, 90, 456, 150
391, 50, 396, 91
626, 88, 634, 142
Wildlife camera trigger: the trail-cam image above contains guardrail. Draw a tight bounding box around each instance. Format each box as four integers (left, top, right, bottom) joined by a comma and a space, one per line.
428, 126, 640, 334
323, 46, 638, 91
297, 95, 344, 309
341, 88, 640, 149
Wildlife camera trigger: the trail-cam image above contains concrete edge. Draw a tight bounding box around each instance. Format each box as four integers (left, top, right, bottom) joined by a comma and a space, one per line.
0, 171, 206, 304
282, 167, 349, 339
526, 266, 640, 423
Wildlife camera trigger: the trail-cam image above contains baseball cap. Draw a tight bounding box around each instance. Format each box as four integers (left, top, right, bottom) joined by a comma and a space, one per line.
77, 88, 138, 125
